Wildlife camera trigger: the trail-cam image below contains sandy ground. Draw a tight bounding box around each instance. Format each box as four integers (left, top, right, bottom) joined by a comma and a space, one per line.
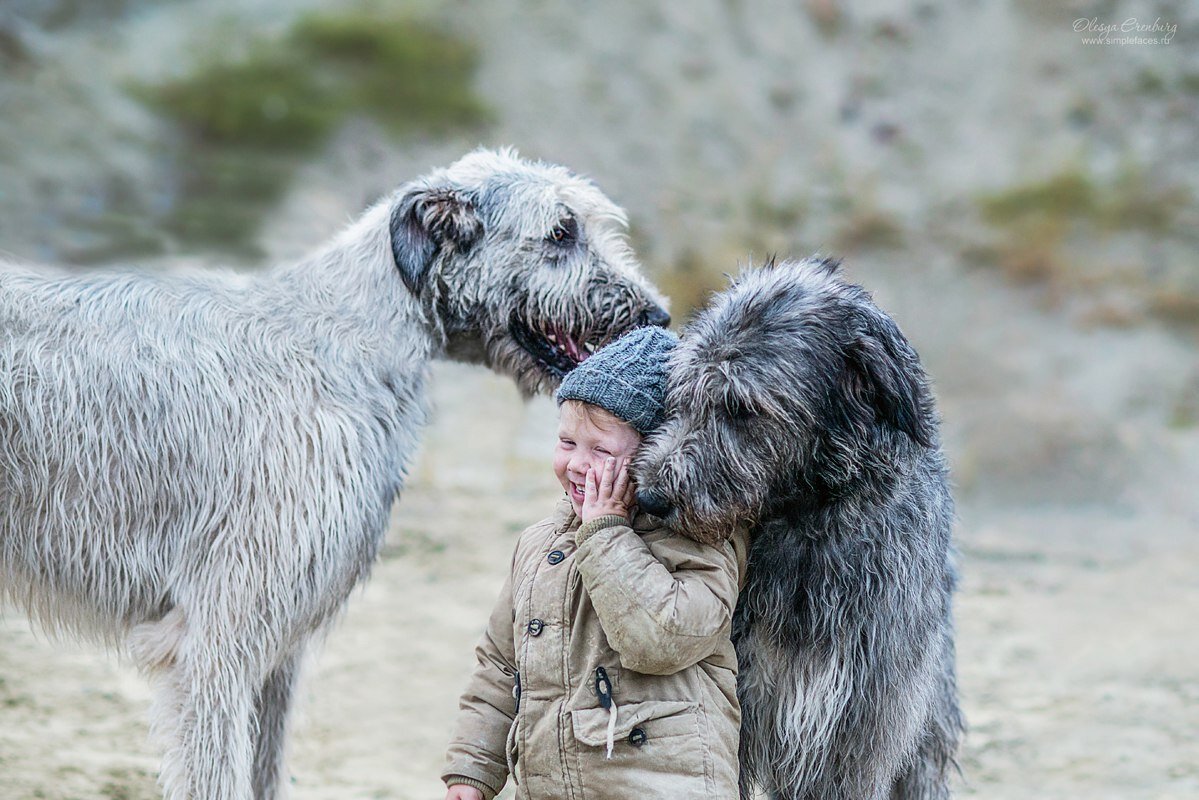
2, 359, 1198, 800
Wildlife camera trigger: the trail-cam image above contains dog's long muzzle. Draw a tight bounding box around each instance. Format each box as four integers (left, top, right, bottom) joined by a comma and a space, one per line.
638, 304, 671, 328
635, 489, 673, 518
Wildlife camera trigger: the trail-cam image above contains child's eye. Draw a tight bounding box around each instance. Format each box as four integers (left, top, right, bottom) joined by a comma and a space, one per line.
559, 439, 575, 447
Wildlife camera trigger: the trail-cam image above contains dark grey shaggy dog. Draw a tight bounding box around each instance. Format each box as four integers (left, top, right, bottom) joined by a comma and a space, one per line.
634, 258, 963, 799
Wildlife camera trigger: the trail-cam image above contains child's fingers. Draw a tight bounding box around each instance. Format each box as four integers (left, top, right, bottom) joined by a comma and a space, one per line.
599, 456, 616, 496
613, 458, 631, 498
585, 465, 597, 500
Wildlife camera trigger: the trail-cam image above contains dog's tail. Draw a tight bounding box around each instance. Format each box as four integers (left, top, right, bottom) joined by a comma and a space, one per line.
128, 606, 186, 674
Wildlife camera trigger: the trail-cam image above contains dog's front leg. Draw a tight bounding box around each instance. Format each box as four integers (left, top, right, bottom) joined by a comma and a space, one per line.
164, 638, 256, 800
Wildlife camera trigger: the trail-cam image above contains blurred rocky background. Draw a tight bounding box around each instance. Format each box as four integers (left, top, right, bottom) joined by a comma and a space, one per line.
0, 1, 1196, 798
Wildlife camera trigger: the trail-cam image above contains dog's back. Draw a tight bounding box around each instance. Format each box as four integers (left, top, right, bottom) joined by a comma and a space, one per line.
0, 260, 405, 642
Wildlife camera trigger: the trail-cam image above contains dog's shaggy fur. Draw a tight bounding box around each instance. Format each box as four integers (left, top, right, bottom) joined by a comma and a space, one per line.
0, 148, 668, 799
635, 258, 963, 799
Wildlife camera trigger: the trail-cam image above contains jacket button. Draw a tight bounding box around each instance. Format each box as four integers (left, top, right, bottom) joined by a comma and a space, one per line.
527, 619, 544, 636
628, 727, 647, 747
547, 550, 565, 565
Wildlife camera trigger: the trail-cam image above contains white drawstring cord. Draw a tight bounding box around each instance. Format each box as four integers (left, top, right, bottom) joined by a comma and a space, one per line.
604, 698, 619, 759
595, 665, 618, 759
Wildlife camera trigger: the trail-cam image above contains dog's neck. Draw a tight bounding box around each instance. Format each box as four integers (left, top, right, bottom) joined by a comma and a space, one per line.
765, 455, 901, 528
268, 205, 441, 372
441, 330, 489, 364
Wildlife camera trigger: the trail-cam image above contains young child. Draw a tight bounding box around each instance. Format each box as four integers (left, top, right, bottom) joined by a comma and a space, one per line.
442, 326, 748, 799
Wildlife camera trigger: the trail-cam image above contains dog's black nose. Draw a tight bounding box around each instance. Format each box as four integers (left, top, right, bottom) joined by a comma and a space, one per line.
640, 304, 671, 328
636, 490, 673, 518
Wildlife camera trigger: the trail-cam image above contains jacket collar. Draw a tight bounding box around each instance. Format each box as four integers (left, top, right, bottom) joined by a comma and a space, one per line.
631, 509, 664, 532
554, 496, 580, 531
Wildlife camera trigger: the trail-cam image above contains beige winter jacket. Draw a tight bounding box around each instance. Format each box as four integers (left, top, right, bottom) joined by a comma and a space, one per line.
442, 499, 749, 799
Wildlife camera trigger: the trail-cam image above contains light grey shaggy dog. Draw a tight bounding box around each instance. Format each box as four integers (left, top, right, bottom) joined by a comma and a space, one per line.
634, 258, 963, 799
0, 148, 668, 800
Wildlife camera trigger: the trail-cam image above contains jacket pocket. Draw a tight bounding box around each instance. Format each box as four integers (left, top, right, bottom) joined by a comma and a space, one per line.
570, 701, 710, 797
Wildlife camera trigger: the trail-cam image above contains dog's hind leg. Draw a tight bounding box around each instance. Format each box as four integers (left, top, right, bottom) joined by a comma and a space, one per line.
251, 649, 304, 800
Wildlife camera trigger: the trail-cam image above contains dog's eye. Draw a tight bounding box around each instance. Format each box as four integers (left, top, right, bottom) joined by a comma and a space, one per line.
725, 398, 754, 421
546, 217, 578, 246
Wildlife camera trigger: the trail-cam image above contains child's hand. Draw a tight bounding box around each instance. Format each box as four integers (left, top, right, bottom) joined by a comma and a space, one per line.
582, 456, 636, 523
445, 785, 484, 800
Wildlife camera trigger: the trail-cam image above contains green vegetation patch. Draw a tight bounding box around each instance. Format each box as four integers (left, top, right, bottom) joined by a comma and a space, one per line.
979, 171, 1098, 226
834, 206, 905, 251
135, 11, 489, 254
975, 168, 1198, 331
978, 168, 1187, 234
291, 12, 488, 137
146, 52, 342, 152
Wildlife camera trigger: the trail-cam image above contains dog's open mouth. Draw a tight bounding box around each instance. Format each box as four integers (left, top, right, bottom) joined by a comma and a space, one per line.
509, 316, 600, 379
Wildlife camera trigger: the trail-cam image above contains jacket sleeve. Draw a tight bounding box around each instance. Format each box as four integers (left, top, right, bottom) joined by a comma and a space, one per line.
441, 555, 519, 798
573, 515, 741, 676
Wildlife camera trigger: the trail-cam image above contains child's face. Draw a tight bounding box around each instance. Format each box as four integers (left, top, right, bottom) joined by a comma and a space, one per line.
554, 402, 642, 515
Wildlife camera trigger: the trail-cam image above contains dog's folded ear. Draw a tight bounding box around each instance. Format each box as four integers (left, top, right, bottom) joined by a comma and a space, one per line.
390, 187, 483, 296
845, 317, 934, 448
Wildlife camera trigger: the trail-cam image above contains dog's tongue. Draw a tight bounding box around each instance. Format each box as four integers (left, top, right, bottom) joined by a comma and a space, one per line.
557, 327, 586, 362
573, 337, 590, 362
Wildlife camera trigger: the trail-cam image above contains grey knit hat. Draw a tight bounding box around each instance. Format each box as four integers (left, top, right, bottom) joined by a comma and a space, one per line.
555, 326, 677, 435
